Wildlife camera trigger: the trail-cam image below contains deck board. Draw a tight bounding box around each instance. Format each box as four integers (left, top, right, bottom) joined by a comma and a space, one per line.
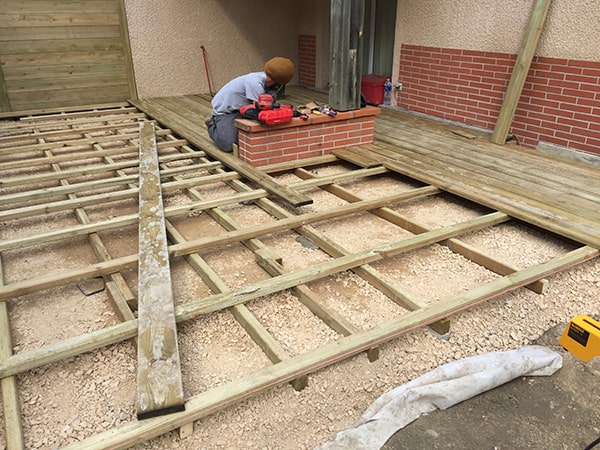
132, 88, 600, 249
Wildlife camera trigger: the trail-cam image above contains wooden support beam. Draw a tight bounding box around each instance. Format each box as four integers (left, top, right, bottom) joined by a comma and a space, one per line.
0, 161, 215, 207
306, 163, 548, 294
0, 139, 189, 171
491, 0, 552, 144
0, 187, 262, 252
329, 0, 365, 111
0, 128, 174, 157
0, 186, 471, 302
0, 259, 25, 449
136, 122, 185, 419
158, 158, 312, 392
43, 131, 137, 322
0, 102, 132, 120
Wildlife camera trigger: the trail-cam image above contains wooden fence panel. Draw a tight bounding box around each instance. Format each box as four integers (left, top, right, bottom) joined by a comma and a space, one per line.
0, 0, 135, 112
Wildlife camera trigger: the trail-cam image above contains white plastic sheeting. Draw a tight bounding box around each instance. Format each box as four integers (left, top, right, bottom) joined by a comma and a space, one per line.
316, 345, 563, 450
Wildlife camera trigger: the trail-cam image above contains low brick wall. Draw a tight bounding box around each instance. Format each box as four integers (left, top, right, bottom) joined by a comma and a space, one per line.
234, 106, 380, 166
397, 44, 600, 155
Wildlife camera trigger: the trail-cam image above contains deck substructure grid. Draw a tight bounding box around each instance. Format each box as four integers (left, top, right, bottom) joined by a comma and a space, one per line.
0, 104, 598, 449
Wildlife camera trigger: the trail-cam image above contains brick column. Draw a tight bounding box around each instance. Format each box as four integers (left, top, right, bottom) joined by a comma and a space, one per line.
235, 106, 380, 166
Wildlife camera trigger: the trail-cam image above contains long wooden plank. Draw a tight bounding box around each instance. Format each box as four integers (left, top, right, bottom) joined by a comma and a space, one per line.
0, 143, 193, 188
166, 212, 310, 391
0, 120, 142, 145
156, 148, 312, 389
44, 133, 136, 322
0, 162, 220, 207
0, 169, 392, 252
60, 245, 599, 450
136, 122, 185, 419
0, 128, 173, 156
0, 162, 220, 221
0, 105, 134, 123
130, 97, 313, 207
0, 258, 25, 449
0, 138, 186, 170
491, 0, 553, 144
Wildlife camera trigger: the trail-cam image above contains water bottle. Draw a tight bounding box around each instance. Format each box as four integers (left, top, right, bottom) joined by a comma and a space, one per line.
383, 78, 392, 106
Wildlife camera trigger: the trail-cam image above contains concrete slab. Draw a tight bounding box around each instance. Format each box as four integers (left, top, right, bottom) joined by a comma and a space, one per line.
383, 322, 600, 449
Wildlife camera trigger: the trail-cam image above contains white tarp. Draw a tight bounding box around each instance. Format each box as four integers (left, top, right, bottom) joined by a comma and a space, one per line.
316, 345, 563, 450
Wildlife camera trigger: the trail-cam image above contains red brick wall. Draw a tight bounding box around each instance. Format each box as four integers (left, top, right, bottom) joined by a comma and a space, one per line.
236, 108, 379, 166
298, 34, 316, 88
397, 44, 600, 155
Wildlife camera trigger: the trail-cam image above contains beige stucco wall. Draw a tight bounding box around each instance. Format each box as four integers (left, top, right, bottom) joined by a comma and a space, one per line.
125, 0, 300, 98
393, 0, 600, 79
125, 0, 599, 98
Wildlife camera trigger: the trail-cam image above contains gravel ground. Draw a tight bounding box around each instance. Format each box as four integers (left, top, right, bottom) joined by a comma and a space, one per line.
1, 160, 599, 450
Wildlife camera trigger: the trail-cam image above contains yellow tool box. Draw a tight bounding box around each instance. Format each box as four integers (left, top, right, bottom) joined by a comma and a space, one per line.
559, 315, 600, 362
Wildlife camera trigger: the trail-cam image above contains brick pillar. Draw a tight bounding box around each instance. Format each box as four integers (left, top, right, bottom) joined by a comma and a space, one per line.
235, 106, 380, 166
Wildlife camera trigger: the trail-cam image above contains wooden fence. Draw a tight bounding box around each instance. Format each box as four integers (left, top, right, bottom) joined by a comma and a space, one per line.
0, 0, 136, 113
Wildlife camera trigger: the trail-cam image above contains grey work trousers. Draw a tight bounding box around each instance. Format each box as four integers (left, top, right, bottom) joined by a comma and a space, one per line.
207, 112, 241, 152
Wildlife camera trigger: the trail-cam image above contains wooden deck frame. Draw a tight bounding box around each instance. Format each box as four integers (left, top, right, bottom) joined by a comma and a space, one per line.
1, 89, 599, 448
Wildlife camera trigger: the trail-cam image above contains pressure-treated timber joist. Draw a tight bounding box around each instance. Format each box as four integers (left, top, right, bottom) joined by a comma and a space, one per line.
1, 91, 599, 449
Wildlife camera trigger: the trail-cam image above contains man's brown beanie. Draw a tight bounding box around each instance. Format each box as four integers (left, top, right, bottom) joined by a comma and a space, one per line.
264, 57, 295, 85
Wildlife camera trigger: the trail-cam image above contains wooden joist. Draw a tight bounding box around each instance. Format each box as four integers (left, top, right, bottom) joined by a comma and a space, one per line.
0, 258, 25, 449
136, 122, 185, 419
295, 166, 548, 295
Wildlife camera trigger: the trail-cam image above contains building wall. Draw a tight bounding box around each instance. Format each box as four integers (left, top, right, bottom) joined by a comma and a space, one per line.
124, 0, 599, 155
393, 0, 599, 61
391, 0, 600, 154
124, 0, 300, 98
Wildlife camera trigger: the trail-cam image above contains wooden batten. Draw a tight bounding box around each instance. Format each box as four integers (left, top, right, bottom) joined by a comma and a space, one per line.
136, 121, 185, 419
491, 0, 552, 144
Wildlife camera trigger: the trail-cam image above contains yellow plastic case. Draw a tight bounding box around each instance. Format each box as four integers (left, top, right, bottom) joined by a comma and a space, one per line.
559, 315, 600, 362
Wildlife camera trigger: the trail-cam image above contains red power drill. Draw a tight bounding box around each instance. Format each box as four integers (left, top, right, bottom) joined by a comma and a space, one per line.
240, 94, 294, 125
256, 94, 278, 110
